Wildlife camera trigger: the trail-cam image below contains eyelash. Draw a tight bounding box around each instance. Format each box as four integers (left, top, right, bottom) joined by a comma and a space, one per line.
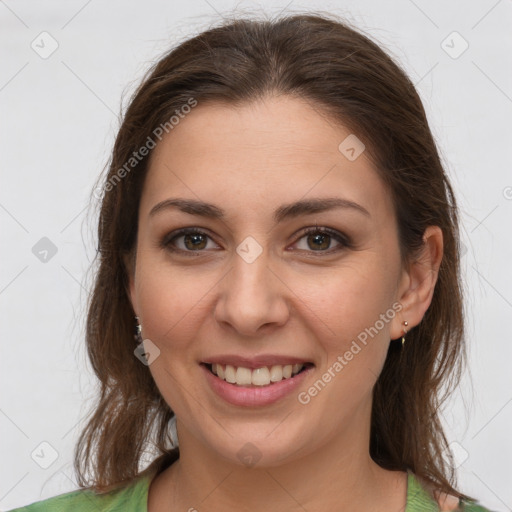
160, 226, 353, 256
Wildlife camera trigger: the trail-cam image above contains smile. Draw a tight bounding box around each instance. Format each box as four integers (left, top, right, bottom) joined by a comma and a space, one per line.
200, 361, 315, 407
204, 362, 313, 387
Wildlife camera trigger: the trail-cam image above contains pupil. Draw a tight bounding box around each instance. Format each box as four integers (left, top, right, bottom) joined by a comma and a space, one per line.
185, 233, 206, 250
309, 233, 329, 250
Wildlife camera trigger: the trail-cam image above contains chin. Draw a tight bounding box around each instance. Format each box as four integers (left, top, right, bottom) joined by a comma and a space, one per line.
203, 429, 311, 470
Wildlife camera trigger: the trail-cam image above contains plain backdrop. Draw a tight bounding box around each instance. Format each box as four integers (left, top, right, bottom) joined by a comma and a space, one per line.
1, 0, 511, 510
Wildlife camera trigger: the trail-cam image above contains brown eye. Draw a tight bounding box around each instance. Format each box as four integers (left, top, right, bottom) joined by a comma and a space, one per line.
292, 227, 351, 254
306, 232, 331, 250
162, 228, 219, 254
182, 232, 207, 250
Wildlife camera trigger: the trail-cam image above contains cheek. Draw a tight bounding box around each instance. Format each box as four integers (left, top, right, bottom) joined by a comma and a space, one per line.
303, 285, 397, 417
313, 262, 398, 376
315, 263, 396, 336
135, 255, 211, 351
134, 259, 209, 412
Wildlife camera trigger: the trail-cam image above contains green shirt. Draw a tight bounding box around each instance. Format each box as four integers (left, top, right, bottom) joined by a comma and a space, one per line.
6, 469, 496, 511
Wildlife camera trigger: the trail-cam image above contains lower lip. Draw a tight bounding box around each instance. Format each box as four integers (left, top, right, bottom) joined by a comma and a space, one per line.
201, 364, 314, 407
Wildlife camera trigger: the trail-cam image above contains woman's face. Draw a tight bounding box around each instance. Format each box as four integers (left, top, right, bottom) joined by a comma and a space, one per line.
128, 95, 411, 467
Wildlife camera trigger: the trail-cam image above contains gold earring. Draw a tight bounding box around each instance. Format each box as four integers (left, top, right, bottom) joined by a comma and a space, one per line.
401, 321, 408, 347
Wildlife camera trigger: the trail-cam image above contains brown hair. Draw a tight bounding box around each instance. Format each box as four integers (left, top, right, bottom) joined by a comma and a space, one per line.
76, 11, 474, 502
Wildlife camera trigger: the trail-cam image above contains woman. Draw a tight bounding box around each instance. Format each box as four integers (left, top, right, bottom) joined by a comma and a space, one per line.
8, 12, 496, 512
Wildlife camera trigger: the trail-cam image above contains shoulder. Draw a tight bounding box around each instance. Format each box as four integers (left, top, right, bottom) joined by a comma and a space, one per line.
435, 490, 497, 512
459, 502, 499, 512
408, 471, 498, 512
4, 472, 152, 512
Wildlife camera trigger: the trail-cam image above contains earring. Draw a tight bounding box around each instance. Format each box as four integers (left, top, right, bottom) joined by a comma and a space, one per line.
135, 316, 142, 344
401, 320, 408, 347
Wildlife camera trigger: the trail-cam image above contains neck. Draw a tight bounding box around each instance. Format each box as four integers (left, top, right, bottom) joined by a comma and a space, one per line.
152, 418, 407, 511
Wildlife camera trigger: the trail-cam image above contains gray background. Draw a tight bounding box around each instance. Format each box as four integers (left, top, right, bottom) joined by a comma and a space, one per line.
1, 0, 511, 510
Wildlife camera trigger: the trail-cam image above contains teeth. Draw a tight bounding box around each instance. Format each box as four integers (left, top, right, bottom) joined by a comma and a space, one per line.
235, 367, 252, 386
225, 365, 236, 383
252, 367, 270, 386
210, 363, 305, 387
269, 365, 283, 382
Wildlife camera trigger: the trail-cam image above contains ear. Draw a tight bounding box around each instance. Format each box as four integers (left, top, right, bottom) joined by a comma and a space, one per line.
122, 250, 138, 316
390, 226, 443, 340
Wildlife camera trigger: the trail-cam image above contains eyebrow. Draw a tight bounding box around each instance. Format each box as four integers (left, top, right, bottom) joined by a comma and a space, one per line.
149, 197, 370, 222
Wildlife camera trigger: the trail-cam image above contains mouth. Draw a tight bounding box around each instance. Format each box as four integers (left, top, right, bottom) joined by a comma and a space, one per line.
201, 362, 314, 387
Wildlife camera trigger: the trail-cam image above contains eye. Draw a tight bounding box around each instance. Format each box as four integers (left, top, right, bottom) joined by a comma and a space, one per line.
161, 226, 352, 256
291, 226, 352, 254
161, 228, 219, 254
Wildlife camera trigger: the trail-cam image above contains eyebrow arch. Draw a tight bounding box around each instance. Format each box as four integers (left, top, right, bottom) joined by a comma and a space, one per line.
149, 197, 370, 221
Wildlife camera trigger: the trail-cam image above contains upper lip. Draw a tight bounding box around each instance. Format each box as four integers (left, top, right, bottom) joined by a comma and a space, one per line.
202, 354, 314, 370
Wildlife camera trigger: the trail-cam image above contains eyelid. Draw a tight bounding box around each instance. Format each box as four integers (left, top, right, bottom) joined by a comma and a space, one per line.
293, 226, 352, 252
160, 227, 221, 253
161, 226, 352, 255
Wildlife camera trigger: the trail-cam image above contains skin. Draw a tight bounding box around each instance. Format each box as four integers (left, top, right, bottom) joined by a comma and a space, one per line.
125, 95, 444, 511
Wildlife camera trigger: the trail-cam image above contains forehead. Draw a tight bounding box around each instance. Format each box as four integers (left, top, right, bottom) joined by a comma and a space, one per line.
140, 96, 392, 223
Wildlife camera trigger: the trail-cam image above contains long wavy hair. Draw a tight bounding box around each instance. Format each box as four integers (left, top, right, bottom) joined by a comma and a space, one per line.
75, 11, 474, 502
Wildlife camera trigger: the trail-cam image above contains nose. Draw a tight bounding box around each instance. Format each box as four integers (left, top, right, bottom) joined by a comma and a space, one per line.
214, 241, 290, 337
